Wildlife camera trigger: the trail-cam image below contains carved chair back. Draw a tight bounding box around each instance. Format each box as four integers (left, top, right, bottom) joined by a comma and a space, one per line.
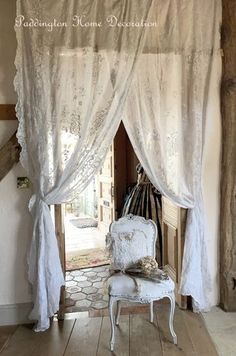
108, 215, 157, 270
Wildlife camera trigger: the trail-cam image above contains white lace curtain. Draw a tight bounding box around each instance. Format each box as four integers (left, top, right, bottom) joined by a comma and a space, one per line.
123, 51, 221, 311
15, 0, 154, 331
14, 0, 221, 330
123, 0, 222, 311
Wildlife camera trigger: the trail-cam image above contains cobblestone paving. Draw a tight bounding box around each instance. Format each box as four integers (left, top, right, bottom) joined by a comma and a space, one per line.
65, 265, 110, 312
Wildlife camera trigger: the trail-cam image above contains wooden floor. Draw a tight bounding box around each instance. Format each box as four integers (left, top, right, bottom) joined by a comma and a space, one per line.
0, 304, 218, 356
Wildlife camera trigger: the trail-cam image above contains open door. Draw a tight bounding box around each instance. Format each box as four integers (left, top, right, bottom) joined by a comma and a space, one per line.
162, 196, 188, 309
98, 144, 116, 234
97, 122, 137, 229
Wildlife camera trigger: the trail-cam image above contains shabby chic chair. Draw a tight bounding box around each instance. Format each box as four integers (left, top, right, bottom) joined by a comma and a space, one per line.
106, 214, 177, 351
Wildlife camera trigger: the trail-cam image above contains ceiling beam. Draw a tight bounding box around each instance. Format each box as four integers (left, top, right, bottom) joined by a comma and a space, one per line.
0, 131, 20, 181
0, 104, 17, 120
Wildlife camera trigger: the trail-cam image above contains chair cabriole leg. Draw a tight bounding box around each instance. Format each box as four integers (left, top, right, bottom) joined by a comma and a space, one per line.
167, 292, 177, 344
116, 300, 121, 325
109, 296, 116, 351
150, 301, 154, 323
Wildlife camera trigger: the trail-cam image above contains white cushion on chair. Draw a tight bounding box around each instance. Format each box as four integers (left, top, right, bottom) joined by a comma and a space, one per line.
108, 215, 157, 270
108, 273, 175, 301
109, 231, 154, 270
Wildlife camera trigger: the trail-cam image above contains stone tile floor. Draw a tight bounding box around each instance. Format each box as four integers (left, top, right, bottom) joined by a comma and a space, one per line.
202, 306, 236, 356
65, 265, 110, 313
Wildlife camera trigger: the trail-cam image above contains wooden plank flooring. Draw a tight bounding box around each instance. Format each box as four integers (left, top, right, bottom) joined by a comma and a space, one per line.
97, 315, 129, 356
65, 318, 102, 356
157, 305, 196, 355
0, 326, 17, 353
130, 314, 162, 356
0, 320, 75, 356
0, 306, 218, 356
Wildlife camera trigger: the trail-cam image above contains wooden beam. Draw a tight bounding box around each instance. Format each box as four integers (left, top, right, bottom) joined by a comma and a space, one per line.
0, 131, 20, 182
54, 204, 66, 319
0, 104, 17, 120
220, 0, 236, 311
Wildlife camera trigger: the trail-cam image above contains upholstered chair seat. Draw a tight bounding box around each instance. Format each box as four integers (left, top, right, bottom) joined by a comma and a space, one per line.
108, 272, 175, 300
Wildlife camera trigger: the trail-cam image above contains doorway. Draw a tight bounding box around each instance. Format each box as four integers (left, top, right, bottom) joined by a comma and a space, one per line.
63, 123, 140, 314
58, 122, 187, 315
65, 177, 109, 272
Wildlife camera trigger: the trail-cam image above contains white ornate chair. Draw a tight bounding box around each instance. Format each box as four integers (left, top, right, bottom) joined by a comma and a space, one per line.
106, 215, 177, 351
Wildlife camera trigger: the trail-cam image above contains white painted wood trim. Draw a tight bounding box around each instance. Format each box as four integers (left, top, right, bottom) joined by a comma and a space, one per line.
0, 303, 34, 326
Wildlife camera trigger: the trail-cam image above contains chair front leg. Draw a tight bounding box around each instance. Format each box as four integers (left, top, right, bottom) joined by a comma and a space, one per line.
109, 296, 116, 351
116, 300, 121, 325
149, 301, 154, 323
167, 292, 177, 345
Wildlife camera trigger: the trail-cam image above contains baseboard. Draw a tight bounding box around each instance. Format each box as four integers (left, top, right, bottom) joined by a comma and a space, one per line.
0, 302, 33, 326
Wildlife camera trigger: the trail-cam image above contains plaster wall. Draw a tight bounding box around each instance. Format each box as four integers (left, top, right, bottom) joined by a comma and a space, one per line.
202, 55, 222, 306
0, 0, 32, 305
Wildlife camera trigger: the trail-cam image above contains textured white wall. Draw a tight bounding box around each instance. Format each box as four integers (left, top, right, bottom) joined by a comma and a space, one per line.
0, 0, 221, 307
0, 0, 32, 305
0, 123, 33, 304
202, 55, 222, 306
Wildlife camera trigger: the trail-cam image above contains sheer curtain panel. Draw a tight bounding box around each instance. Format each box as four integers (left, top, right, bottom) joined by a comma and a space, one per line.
14, 0, 221, 330
14, 0, 153, 331
123, 0, 221, 311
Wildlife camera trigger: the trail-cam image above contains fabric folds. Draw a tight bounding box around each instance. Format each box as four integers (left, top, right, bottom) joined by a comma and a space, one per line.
14, 0, 222, 329
15, 0, 154, 330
